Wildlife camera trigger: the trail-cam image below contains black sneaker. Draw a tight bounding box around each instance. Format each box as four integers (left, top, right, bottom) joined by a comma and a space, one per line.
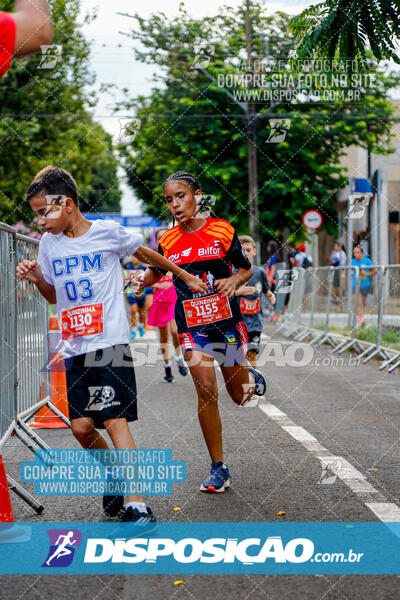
108, 506, 158, 539
103, 494, 124, 517
178, 364, 188, 376
119, 506, 158, 535
163, 366, 174, 382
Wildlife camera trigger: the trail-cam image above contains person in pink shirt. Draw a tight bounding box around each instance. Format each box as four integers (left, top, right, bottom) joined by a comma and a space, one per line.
147, 229, 188, 382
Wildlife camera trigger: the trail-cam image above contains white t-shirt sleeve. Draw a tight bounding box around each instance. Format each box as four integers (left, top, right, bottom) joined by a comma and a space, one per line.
115, 224, 144, 256
37, 237, 54, 285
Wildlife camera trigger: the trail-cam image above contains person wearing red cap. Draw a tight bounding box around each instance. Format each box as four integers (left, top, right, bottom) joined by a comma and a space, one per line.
295, 243, 313, 269
0, 0, 52, 78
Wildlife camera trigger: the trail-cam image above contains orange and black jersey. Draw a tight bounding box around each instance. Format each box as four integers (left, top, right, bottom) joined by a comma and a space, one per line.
149, 218, 252, 333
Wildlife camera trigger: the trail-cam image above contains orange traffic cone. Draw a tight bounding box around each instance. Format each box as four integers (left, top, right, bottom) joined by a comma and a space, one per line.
0, 455, 13, 522
30, 316, 69, 429
0, 455, 32, 543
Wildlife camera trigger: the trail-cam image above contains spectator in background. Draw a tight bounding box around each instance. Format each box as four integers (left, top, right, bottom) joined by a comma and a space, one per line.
266, 240, 279, 321
330, 241, 347, 304
352, 245, 377, 326
287, 241, 297, 270
295, 243, 313, 269
123, 255, 147, 339
266, 240, 278, 292
284, 241, 297, 311
147, 229, 188, 383
0, 0, 52, 77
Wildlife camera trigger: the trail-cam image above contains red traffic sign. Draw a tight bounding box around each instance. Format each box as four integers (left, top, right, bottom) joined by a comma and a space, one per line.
302, 209, 323, 230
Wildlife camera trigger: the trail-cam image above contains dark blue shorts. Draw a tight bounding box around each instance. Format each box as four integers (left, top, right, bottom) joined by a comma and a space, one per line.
127, 294, 146, 307
353, 286, 371, 297
179, 321, 248, 367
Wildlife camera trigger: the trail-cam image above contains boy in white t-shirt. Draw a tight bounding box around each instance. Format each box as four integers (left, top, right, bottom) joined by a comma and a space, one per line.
16, 166, 207, 529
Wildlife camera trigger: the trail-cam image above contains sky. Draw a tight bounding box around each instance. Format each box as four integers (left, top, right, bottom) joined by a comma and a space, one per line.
78, 0, 311, 214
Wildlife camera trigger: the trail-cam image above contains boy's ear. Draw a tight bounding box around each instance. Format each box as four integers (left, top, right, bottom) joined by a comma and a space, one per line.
65, 197, 75, 211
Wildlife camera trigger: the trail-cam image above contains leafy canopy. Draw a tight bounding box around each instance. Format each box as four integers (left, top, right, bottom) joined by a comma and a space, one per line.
290, 0, 400, 67
0, 0, 121, 224
119, 4, 398, 248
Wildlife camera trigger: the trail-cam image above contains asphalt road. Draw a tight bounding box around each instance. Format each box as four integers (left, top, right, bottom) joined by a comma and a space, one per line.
1, 323, 400, 599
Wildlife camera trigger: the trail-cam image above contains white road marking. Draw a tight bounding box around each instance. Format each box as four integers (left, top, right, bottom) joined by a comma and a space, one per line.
366, 503, 400, 521
259, 400, 400, 522
260, 404, 286, 418
282, 425, 317, 443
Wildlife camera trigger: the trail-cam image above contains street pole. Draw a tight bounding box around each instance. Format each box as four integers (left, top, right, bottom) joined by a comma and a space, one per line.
245, 0, 260, 258
311, 230, 315, 265
374, 169, 382, 266
347, 177, 353, 327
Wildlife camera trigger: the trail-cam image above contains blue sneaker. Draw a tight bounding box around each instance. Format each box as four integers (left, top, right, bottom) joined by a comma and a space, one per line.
131, 329, 137, 340
248, 366, 266, 396
200, 462, 230, 493
138, 325, 144, 337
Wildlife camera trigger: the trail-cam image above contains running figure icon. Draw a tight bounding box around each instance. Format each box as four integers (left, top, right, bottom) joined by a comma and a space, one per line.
45, 531, 77, 566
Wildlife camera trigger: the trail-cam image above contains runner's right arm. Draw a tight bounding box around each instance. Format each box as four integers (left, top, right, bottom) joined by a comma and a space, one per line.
16, 259, 56, 303
134, 246, 208, 295
12, 0, 52, 57
141, 267, 164, 288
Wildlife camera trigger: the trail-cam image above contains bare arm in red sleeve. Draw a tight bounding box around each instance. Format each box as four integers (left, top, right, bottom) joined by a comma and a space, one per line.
0, 1, 52, 77
12, 0, 52, 56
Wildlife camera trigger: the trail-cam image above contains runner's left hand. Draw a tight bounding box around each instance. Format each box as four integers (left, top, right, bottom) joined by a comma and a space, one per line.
127, 271, 145, 296
184, 273, 208, 294
267, 290, 276, 305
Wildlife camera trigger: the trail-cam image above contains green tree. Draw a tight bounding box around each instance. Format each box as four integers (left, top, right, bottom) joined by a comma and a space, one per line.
290, 0, 400, 66
119, 4, 399, 252
0, 0, 121, 224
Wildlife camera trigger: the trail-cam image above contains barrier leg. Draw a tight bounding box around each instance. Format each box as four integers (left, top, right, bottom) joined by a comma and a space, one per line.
15, 420, 53, 451
337, 339, 358, 355
309, 333, 324, 346
275, 321, 288, 333
284, 326, 301, 338
380, 351, 400, 371
356, 345, 376, 361
362, 347, 382, 364
332, 339, 349, 354
315, 334, 336, 348
294, 329, 311, 341
11, 427, 42, 456
45, 401, 71, 427
7, 475, 44, 515
388, 358, 400, 373
379, 348, 392, 361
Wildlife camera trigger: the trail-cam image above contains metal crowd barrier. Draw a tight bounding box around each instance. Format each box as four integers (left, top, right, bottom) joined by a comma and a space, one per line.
0, 222, 70, 514
0, 224, 17, 444
377, 265, 400, 371
275, 263, 400, 371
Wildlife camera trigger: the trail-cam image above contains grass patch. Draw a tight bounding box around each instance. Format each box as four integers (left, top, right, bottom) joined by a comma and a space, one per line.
321, 325, 400, 351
